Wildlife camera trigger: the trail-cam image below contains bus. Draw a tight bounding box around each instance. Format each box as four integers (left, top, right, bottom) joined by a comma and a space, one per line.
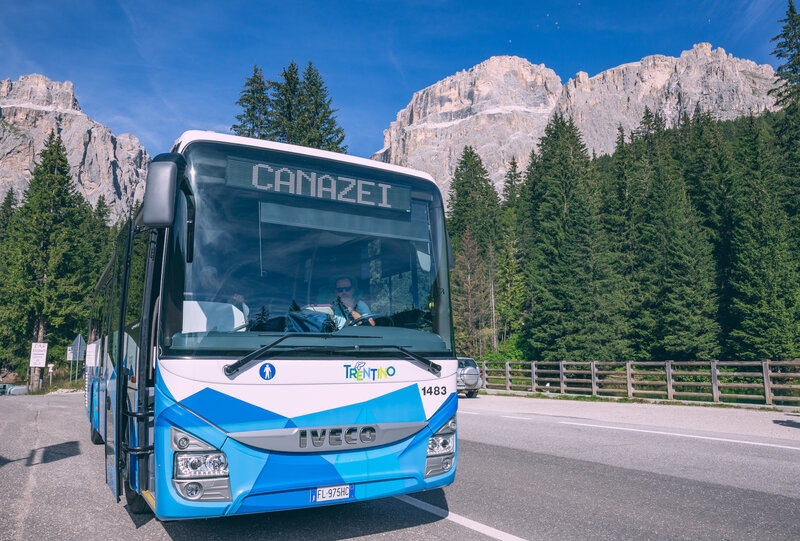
84, 131, 457, 520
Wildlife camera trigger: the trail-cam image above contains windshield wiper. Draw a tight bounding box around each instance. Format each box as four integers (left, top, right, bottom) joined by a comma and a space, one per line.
362, 345, 442, 376
223, 333, 368, 378
223, 338, 442, 378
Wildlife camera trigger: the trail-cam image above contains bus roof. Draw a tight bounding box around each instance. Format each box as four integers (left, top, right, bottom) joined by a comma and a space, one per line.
172, 130, 438, 188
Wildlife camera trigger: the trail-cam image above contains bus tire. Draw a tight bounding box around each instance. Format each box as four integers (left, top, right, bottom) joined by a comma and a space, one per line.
125, 483, 151, 515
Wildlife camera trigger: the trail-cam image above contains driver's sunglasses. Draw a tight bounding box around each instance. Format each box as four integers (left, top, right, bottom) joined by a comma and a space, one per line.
336, 286, 353, 292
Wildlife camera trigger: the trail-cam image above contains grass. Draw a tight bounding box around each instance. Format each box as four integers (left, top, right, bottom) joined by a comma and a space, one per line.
26, 376, 84, 395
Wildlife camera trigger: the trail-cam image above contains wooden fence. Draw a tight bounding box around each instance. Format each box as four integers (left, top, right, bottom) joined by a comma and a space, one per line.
480, 360, 800, 406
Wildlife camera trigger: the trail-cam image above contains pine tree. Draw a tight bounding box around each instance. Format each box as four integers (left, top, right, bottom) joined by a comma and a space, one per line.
0, 132, 97, 372
446, 146, 500, 257
727, 116, 799, 361
268, 61, 303, 144
296, 62, 347, 152
450, 228, 490, 357
495, 157, 526, 339
0, 187, 16, 248
770, 0, 800, 109
524, 115, 629, 363
232, 64, 270, 139
633, 122, 720, 362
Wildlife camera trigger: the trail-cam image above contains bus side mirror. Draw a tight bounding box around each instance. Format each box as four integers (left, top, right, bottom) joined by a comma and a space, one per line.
142, 153, 185, 228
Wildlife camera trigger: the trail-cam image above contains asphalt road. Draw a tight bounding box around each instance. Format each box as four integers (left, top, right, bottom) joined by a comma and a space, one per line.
1, 392, 799, 540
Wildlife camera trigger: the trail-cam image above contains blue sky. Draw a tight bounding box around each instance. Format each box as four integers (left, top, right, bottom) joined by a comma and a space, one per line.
0, 0, 787, 159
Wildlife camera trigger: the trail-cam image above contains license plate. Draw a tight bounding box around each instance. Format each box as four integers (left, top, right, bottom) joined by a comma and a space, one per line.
310, 483, 354, 503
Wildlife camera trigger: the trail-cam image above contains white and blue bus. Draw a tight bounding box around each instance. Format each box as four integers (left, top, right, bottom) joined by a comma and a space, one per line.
85, 131, 457, 520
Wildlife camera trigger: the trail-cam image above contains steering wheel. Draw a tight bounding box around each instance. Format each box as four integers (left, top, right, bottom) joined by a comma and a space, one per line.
345, 313, 384, 327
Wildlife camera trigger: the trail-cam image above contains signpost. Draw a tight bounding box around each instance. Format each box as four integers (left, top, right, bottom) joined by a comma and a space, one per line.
71, 335, 86, 383
48, 363, 54, 387
29, 342, 48, 391
67, 346, 74, 383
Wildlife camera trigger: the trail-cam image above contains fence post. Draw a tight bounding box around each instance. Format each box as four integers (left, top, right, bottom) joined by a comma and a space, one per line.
762, 360, 773, 405
482, 360, 487, 389
626, 361, 633, 398
710, 360, 720, 402
665, 360, 674, 400
531, 360, 537, 393
505, 359, 511, 391
559, 361, 566, 394
591, 361, 598, 397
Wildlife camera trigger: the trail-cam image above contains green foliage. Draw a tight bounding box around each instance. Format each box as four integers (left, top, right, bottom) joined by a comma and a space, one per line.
233, 61, 347, 152
446, 146, 500, 256
231, 64, 270, 139
727, 116, 800, 360
450, 229, 490, 358
0, 187, 17, 238
0, 132, 111, 374
770, 0, 800, 109
295, 62, 347, 152
522, 115, 630, 363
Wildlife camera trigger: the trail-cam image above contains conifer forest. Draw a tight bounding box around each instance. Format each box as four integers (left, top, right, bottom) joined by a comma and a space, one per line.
0, 4, 798, 377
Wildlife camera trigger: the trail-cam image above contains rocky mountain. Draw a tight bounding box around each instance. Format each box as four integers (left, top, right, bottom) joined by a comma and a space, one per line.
373, 43, 778, 199
0, 74, 149, 221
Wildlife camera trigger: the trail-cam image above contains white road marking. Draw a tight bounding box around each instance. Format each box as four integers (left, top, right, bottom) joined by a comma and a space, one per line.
502, 415, 531, 421
560, 421, 800, 451
459, 411, 480, 415
395, 494, 529, 541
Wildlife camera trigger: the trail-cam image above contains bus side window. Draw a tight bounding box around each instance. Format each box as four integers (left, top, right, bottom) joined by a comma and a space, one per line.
109, 223, 131, 368
124, 230, 149, 373
99, 258, 115, 373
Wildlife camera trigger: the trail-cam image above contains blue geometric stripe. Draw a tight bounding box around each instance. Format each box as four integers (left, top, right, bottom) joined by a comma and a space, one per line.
178, 384, 426, 434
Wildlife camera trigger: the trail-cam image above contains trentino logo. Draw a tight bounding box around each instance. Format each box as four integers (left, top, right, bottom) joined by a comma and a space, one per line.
259, 363, 276, 381
344, 361, 395, 381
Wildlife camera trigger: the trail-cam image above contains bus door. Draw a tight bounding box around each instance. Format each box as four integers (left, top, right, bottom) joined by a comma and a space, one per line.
104, 222, 132, 500
120, 227, 158, 495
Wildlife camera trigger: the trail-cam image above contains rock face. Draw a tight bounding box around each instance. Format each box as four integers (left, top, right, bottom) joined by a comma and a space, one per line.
373, 44, 778, 199
0, 74, 149, 220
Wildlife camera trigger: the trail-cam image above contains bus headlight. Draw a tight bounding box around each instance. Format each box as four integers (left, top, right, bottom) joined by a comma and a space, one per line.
425, 415, 456, 478
174, 452, 229, 478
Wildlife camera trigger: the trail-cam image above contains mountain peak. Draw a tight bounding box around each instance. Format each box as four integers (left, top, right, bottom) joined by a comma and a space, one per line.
373, 45, 778, 202
0, 74, 81, 113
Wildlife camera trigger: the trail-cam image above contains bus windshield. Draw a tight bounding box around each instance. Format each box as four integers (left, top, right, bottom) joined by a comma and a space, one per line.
159, 142, 454, 357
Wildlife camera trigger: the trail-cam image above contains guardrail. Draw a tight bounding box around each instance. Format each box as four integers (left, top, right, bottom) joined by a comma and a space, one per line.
480, 360, 800, 406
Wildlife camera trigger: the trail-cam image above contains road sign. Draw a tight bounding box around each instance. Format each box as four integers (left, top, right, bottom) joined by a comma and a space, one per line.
71, 335, 86, 361
67, 346, 74, 361
47, 364, 54, 372
29, 342, 48, 368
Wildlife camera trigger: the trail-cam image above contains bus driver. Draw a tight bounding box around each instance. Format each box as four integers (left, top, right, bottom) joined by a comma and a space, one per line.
333, 276, 374, 327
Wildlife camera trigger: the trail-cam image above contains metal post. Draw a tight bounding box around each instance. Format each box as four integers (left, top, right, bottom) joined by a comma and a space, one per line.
710, 360, 720, 402
626, 361, 633, 398
505, 359, 510, 391
591, 361, 598, 396
531, 360, 537, 393
763, 360, 773, 405
482, 360, 487, 389
665, 360, 674, 400
560, 361, 566, 394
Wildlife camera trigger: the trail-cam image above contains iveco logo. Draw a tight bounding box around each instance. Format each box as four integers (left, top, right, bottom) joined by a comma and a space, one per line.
299, 426, 377, 449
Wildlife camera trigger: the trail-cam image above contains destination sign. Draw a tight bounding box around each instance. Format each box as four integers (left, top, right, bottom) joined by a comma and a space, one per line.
227, 157, 411, 211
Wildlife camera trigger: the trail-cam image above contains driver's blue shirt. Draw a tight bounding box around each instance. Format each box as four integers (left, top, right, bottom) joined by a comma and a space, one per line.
333, 300, 370, 328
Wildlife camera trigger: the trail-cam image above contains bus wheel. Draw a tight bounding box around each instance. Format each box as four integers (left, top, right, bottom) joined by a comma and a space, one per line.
125, 483, 151, 515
